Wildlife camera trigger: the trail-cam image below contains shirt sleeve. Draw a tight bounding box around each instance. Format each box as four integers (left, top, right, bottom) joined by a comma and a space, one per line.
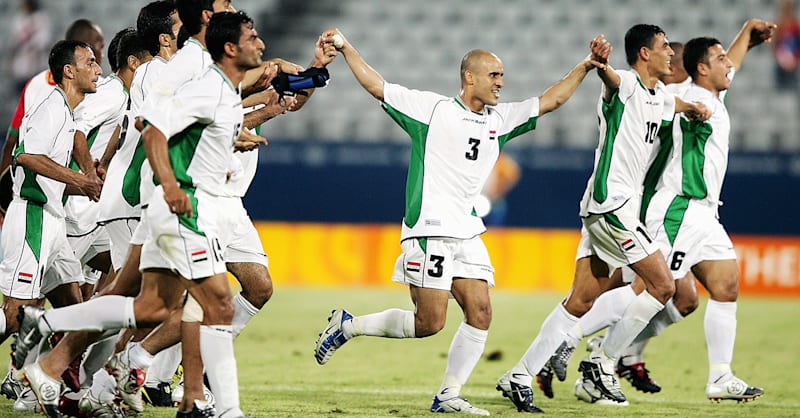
139, 79, 218, 138
22, 103, 63, 156
74, 87, 127, 135
8, 88, 26, 135
383, 82, 447, 124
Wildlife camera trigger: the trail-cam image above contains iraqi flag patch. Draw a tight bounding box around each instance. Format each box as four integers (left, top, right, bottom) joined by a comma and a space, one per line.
621, 239, 636, 251
489, 130, 496, 140
406, 261, 421, 272
17, 272, 33, 283
191, 250, 208, 263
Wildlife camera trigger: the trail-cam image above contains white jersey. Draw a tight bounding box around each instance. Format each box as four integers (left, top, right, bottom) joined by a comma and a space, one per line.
13, 87, 76, 217
140, 64, 242, 196
580, 69, 676, 216
145, 37, 212, 108
382, 82, 539, 240
98, 58, 168, 221
66, 74, 128, 232
665, 77, 692, 97
9, 69, 56, 135
658, 72, 734, 206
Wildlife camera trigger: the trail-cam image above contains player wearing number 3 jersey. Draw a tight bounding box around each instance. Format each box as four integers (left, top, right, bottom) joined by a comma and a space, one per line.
314, 28, 611, 415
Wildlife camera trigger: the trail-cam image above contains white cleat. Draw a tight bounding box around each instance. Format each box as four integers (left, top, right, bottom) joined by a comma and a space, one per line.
314, 309, 353, 365
430, 396, 490, 415
706, 374, 764, 402
21, 362, 62, 417
574, 377, 629, 406
105, 347, 146, 412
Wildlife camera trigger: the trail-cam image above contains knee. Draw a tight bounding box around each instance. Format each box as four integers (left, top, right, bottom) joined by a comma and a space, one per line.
466, 301, 492, 330
204, 296, 235, 325
134, 299, 171, 327
414, 312, 447, 338
240, 275, 273, 309
564, 295, 594, 317
651, 277, 675, 303
673, 292, 699, 317
709, 277, 739, 302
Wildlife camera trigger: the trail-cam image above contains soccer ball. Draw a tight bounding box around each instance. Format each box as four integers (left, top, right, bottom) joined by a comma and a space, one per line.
574, 377, 603, 403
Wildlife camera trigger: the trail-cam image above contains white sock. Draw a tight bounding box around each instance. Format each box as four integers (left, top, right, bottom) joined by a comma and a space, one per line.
602, 291, 663, 360
632, 299, 683, 343
231, 293, 260, 338
145, 343, 182, 386
42, 296, 136, 333
621, 339, 648, 365
437, 322, 487, 400
200, 325, 240, 413
127, 342, 155, 370
516, 304, 578, 386
573, 285, 637, 340
80, 335, 117, 387
705, 300, 736, 383
347, 309, 415, 338
89, 369, 117, 403
0, 310, 6, 336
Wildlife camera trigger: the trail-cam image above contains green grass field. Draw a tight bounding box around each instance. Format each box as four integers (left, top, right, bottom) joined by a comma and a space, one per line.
2, 287, 799, 417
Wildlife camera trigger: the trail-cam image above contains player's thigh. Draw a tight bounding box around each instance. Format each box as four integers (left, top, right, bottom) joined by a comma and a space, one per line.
185, 272, 235, 324
582, 203, 660, 270
451, 278, 491, 330
409, 285, 451, 336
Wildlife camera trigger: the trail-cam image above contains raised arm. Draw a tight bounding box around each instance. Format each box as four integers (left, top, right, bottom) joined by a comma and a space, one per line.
539, 34, 612, 114
322, 29, 385, 101
587, 34, 621, 101
727, 18, 777, 71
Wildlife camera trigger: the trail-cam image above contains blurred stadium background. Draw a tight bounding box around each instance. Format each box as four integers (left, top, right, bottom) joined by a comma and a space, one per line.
0, 0, 797, 294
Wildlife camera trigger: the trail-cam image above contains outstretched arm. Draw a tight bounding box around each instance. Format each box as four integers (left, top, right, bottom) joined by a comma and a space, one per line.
539, 34, 611, 114
727, 18, 777, 71
322, 29, 385, 101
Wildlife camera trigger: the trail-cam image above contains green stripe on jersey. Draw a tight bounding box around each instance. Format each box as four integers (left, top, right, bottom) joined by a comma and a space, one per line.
663, 195, 690, 246
640, 120, 674, 221
15, 143, 47, 205
178, 186, 204, 236
678, 118, 712, 199
498, 117, 538, 150
417, 237, 427, 253
25, 202, 44, 261
164, 122, 209, 189
122, 139, 147, 207
382, 103, 430, 229
593, 90, 625, 204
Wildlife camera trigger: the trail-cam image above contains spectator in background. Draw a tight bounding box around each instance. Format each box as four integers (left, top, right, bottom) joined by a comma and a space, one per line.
10, 0, 51, 93
774, 0, 800, 89
480, 151, 521, 227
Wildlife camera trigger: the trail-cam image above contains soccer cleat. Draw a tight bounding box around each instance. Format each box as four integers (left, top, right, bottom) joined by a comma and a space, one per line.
496, 371, 544, 413
105, 348, 146, 412
175, 400, 217, 418
12, 305, 49, 370
143, 381, 176, 406
430, 395, 490, 416
574, 377, 629, 406
13, 387, 40, 412
314, 309, 353, 365
171, 379, 216, 407
549, 341, 576, 382
586, 334, 604, 353
616, 358, 661, 393
578, 352, 627, 403
2, 369, 25, 400
21, 362, 63, 417
78, 390, 125, 418
536, 363, 555, 399
705, 374, 764, 402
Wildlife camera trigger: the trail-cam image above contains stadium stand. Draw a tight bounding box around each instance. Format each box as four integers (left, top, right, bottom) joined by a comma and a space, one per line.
0, 0, 795, 151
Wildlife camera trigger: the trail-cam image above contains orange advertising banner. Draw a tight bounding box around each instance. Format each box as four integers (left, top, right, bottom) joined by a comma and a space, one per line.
254, 222, 800, 297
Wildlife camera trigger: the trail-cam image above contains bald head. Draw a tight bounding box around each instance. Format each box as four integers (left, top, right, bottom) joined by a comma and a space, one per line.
65, 19, 105, 65
460, 49, 500, 84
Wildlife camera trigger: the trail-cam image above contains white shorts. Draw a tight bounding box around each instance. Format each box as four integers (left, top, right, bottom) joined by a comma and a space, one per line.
223, 196, 268, 267
67, 224, 110, 265
0, 200, 81, 299
645, 190, 736, 280
140, 186, 229, 280
579, 200, 660, 270
391, 236, 494, 291
104, 218, 140, 271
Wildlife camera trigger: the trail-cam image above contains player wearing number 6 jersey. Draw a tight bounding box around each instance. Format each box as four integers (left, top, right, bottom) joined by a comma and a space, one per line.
314, 28, 609, 415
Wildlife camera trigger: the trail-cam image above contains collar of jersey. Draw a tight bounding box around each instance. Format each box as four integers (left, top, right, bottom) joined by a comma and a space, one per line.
54, 86, 73, 116
453, 95, 487, 115
185, 37, 207, 52
210, 64, 237, 92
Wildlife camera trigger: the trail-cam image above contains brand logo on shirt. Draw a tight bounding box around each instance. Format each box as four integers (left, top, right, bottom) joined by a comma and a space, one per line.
191, 250, 208, 263
425, 219, 441, 227
406, 261, 421, 272
17, 272, 33, 284
461, 117, 486, 125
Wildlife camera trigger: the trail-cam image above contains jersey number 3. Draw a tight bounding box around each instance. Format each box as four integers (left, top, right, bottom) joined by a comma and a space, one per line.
465, 138, 480, 160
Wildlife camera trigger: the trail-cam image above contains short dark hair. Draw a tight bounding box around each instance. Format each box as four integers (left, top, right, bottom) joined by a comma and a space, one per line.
624, 24, 666, 66
207, 11, 253, 62
107, 28, 128, 72
176, 0, 215, 37
683, 37, 722, 81
49, 40, 90, 84
65, 19, 98, 42
137, 1, 178, 56
115, 28, 149, 71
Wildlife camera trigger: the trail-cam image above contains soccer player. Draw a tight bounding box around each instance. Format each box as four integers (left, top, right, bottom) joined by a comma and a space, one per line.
313, 28, 609, 415
495, 24, 710, 411
3, 39, 102, 417
16, 11, 264, 417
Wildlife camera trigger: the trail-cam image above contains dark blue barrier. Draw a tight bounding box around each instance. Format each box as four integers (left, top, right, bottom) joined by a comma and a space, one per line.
244, 142, 800, 236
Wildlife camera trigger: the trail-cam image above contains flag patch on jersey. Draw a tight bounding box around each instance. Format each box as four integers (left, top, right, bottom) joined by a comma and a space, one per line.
191, 250, 208, 263
489, 130, 496, 140
621, 239, 635, 251
17, 272, 33, 284
406, 261, 421, 272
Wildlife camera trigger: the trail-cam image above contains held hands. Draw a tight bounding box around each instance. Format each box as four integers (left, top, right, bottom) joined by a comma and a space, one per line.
746, 19, 777, 48
322, 29, 349, 53
587, 34, 612, 70
313, 33, 339, 67
163, 183, 192, 218
80, 171, 103, 202
234, 127, 268, 152
684, 101, 711, 121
